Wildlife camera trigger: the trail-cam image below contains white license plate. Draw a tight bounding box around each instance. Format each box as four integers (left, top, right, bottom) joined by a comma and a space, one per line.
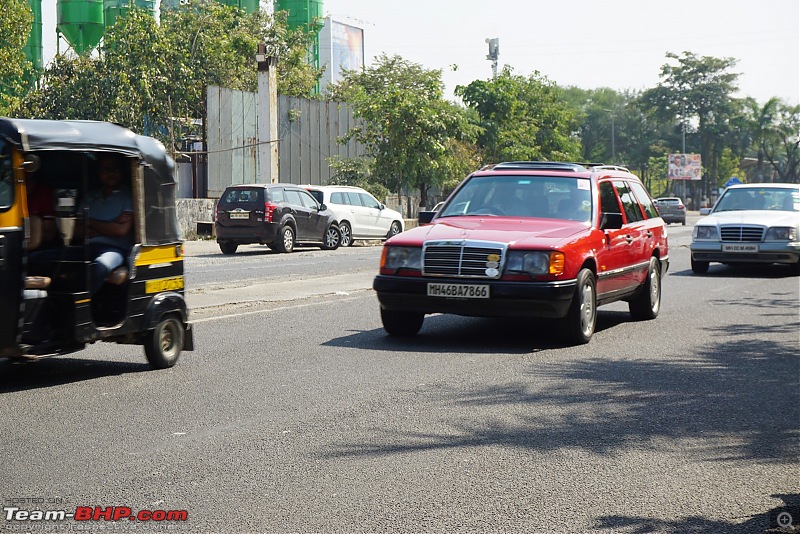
229, 212, 250, 220
722, 243, 758, 253
427, 283, 490, 299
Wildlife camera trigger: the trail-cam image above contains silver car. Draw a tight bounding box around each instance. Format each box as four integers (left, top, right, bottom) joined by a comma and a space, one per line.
690, 184, 800, 273
654, 197, 687, 225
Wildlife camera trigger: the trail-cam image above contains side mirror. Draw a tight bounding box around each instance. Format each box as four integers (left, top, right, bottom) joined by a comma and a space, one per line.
418, 211, 436, 224
379, 203, 385, 210
318, 203, 327, 211
699, 207, 712, 215
600, 212, 623, 230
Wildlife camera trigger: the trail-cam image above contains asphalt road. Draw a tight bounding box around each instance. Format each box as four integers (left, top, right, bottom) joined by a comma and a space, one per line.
1, 217, 798, 533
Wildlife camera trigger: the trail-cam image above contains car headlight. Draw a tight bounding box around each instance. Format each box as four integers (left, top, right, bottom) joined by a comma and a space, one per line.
381, 246, 422, 272
505, 251, 565, 276
764, 227, 798, 241
693, 226, 719, 240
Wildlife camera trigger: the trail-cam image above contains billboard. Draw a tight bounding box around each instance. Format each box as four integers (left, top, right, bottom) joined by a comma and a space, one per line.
319, 17, 365, 89
668, 153, 702, 180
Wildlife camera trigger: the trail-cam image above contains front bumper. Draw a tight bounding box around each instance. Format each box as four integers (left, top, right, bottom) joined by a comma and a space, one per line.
690, 241, 800, 264
373, 274, 577, 319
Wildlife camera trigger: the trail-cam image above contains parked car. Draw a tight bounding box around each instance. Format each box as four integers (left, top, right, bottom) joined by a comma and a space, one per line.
215, 184, 341, 254
690, 183, 800, 273
373, 161, 670, 344
303, 185, 404, 246
653, 197, 686, 224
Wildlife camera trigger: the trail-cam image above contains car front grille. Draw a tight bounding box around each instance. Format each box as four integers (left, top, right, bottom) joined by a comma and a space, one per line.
423, 240, 507, 278
720, 226, 764, 242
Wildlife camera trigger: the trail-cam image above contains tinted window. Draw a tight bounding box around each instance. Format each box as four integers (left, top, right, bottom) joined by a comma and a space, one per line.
614, 181, 643, 223
222, 188, 263, 204
629, 181, 659, 219
599, 182, 621, 214
0, 140, 13, 211
359, 193, 381, 209
330, 191, 347, 204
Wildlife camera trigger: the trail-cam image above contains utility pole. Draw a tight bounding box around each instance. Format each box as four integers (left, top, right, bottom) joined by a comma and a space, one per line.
485, 38, 499, 78
603, 109, 615, 164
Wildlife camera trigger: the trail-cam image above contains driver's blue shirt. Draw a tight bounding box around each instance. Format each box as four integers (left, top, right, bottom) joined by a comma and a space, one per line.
81, 186, 134, 250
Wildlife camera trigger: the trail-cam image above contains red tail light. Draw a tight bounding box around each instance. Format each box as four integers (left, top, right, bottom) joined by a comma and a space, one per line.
264, 202, 277, 222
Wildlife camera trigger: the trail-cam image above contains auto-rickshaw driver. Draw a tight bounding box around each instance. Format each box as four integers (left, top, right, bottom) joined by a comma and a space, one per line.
0, 118, 193, 369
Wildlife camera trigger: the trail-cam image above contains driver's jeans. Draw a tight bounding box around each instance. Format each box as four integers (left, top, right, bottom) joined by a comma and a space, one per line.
28, 243, 126, 296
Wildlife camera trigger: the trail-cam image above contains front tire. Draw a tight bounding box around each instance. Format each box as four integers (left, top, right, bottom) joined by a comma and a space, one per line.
321, 225, 341, 250
276, 225, 295, 253
144, 314, 184, 369
339, 222, 353, 246
691, 256, 709, 274
219, 241, 238, 255
380, 308, 424, 336
562, 268, 596, 345
629, 257, 661, 320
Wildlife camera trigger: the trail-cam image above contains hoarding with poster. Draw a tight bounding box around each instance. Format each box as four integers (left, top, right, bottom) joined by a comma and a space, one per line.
668, 153, 702, 180
319, 17, 365, 89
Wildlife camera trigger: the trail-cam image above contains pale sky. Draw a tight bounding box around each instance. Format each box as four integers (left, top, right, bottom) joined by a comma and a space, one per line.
41, 0, 799, 105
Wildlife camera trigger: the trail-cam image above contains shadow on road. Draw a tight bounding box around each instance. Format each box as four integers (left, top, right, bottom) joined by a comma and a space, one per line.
324, 310, 636, 355
0, 357, 150, 393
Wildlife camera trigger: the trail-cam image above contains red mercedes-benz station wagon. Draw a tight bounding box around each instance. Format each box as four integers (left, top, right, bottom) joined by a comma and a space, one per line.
373, 162, 669, 344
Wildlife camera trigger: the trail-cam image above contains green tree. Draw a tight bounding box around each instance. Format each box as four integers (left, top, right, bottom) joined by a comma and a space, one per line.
0, 0, 33, 115
455, 67, 581, 164
329, 54, 475, 209
745, 98, 799, 182
16, 1, 322, 152
641, 51, 741, 199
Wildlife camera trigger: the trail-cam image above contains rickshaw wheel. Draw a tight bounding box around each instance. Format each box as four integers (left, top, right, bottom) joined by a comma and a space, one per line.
145, 314, 184, 369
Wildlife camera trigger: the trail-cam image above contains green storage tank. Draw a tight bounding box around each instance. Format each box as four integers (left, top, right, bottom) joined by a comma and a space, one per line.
274, 0, 323, 30
104, 0, 156, 29
57, 0, 105, 56
23, 0, 43, 72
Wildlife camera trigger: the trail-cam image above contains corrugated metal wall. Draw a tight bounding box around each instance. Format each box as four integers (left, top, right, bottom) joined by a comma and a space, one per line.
207, 85, 365, 198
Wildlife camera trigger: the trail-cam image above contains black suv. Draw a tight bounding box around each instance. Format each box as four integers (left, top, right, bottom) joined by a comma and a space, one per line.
215, 184, 341, 254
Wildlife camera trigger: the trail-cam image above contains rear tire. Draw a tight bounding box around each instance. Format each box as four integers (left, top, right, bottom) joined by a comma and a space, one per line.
380, 308, 424, 336
219, 241, 238, 255
562, 268, 596, 345
629, 257, 661, 320
691, 257, 709, 274
321, 224, 341, 250
387, 221, 402, 239
276, 225, 295, 253
339, 222, 353, 247
144, 314, 184, 369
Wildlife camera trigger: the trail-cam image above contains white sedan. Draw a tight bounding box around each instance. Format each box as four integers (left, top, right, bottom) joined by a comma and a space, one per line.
690, 183, 800, 273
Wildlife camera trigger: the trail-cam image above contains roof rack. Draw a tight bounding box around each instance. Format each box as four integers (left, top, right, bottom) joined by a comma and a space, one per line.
584, 163, 630, 172
491, 161, 587, 172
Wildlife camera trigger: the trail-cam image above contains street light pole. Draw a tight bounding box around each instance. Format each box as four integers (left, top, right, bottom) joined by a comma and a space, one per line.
604, 109, 615, 164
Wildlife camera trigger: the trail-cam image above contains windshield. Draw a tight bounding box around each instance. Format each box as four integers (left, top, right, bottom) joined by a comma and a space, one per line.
715, 187, 799, 212
0, 140, 12, 211
439, 175, 592, 222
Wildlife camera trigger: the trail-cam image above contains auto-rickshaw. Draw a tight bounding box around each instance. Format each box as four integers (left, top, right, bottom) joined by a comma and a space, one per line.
0, 118, 193, 369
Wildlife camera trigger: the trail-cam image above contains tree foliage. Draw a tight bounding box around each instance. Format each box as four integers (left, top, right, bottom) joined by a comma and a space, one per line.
15, 0, 322, 152
0, 0, 33, 115
329, 54, 477, 208
455, 67, 581, 164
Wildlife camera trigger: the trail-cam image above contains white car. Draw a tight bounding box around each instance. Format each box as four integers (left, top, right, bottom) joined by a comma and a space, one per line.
303, 185, 404, 246
690, 183, 800, 274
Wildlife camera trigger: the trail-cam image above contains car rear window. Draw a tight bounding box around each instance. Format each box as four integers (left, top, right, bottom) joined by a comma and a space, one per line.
221, 188, 263, 204
659, 198, 681, 204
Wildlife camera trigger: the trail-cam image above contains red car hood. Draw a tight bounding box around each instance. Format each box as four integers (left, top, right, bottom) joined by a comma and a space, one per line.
390, 216, 588, 248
